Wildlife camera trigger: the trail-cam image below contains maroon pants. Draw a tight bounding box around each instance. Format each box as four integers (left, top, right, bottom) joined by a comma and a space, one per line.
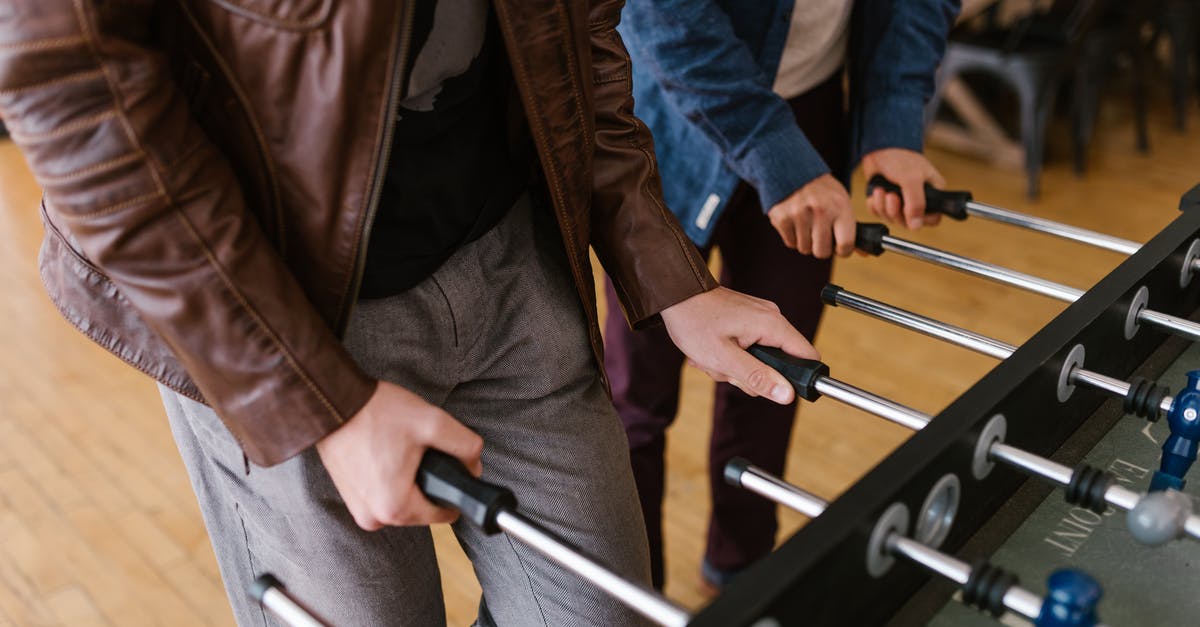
603, 75, 846, 588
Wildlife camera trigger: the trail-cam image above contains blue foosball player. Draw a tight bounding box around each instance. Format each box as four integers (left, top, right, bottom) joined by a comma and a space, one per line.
1035, 569, 1102, 627
1150, 370, 1200, 492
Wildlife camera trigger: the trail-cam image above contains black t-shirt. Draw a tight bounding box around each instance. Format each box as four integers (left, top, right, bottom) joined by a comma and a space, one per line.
360, 0, 531, 299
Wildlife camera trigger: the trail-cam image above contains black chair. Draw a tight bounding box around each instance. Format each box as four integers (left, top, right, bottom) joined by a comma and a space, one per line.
926, 0, 1106, 198
1074, 1, 1156, 173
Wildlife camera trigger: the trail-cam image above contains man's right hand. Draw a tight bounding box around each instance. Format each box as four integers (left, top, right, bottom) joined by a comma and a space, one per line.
767, 174, 856, 259
316, 381, 484, 531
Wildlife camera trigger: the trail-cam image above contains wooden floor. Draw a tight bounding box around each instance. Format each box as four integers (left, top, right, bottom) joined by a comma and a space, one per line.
1, 92, 1198, 625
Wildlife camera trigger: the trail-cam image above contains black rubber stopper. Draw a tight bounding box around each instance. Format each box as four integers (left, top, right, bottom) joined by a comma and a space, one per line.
417, 450, 517, 534
962, 562, 1018, 617
1124, 377, 1168, 421
747, 345, 829, 402
1065, 464, 1111, 514
866, 174, 972, 220
820, 284, 844, 307
855, 223, 890, 256
724, 457, 752, 487
250, 573, 281, 602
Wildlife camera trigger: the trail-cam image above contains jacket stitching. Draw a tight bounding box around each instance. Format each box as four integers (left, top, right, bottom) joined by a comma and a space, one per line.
555, 0, 591, 154
37, 151, 140, 185
0, 68, 104, 97
0, 35, 86, 52
60, 190, 161, 218
69, 0, 345, 424
8, 109, 117, 143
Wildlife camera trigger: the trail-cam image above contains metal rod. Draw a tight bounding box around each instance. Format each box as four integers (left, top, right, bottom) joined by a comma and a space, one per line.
811, 378, 1200, 541
738, 465, 827, 518
827, 287, 1179, 412
828, 288, 1016, 360
733, 464, 1045, 622
887, 535, 1043, 621
1136, 308, 1200, 343
879, 233, 1200, 344
989, 443, 1075, 486
880, 235, 1084, 301
965, 200, 1141, 256
495, 511, 691, 627
1069, 368, 1135, 398
259, 585, 328, 627
813, 377, 931, 430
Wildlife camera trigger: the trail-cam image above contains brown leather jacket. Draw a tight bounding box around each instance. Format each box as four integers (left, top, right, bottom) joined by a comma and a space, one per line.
0, 0, 716, 466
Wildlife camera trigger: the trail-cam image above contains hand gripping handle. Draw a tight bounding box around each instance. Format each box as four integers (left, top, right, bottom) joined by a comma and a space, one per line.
417, 450, 516, 534
747, 345, 829, 402
866, 174, 972, 221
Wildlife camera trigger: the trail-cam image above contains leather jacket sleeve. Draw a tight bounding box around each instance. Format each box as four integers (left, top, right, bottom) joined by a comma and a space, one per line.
586, 0, 718, 327
0, 1, 376, 466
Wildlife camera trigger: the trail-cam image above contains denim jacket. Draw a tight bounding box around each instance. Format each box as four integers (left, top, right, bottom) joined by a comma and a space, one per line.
619, 0, 960, 246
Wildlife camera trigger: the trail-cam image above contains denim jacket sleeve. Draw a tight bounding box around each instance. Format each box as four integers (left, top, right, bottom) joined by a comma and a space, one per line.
851, 0, 960, 161
620, 0, 830, 212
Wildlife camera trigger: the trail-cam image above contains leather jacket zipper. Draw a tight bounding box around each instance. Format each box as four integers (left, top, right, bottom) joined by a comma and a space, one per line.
340, 0, 416, 332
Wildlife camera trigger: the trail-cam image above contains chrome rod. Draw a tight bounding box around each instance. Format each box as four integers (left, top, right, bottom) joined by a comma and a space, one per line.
880, 236, 1084, 302
827, 288, 1015, 360
496, 511, 691, 627
255, 579, 329, 627
814, 377, 931, 430
1136, 308, 1200, 343
879, 233, 1200, 345
738, 465, 827, 518
827, 287, 1177, 411
989, 443, 1075, 486
811, 380, 1200, 540
1069, 368, 1134, 398
887, 535, 1043, 621
965, 201, 1141, 256
735, 464, 1046, 622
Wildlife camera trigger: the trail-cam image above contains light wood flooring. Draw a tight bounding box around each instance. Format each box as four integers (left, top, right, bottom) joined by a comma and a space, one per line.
1, 93, 1198, 625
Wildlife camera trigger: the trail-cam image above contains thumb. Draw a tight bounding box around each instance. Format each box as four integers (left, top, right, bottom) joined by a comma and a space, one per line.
727, 345, 794, 404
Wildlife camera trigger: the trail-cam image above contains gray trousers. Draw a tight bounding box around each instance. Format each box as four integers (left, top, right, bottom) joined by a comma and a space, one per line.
161, 196, 653, 626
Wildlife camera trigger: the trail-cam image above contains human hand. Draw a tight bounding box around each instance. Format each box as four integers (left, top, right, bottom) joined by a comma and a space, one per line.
660, 287, 819, 404
862, 148, 946, 230
767, 174, 856, 258
316, 381, 484, 531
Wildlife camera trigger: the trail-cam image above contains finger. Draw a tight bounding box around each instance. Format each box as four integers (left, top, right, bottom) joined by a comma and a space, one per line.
423, 413, 485, 477
772, 215, 797, 249
868, 187, 884, 217
924, 213, 942, 227
928, 167, 947, 189
884, 192, 903, 223
901, 180, 926, 231
723, 344, 793, 404
793, 210, 813, 255
810, 211, 833, 259
833, 212, 857, 257
757, 314, 821, 362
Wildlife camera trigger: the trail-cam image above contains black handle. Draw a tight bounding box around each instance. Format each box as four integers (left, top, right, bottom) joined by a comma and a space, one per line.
866, 174, 971, 221
820, 284, 845, 307
417, 450, 516, 534
747, 345, 829, 402
854, 222, 890, 256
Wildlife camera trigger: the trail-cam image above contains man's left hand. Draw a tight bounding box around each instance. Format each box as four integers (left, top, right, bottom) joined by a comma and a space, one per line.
660, 287, 819, 404
862, 148, 946, 231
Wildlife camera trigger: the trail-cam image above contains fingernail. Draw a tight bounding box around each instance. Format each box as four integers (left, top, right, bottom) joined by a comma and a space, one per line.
770, 384, 790, 403
908, 219, 922, 230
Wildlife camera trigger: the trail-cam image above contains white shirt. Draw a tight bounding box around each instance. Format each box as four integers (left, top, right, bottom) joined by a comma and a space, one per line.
772, 0, 855, 100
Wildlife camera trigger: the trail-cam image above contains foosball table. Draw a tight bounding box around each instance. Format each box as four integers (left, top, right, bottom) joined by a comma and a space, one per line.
254, 183, 1200, 627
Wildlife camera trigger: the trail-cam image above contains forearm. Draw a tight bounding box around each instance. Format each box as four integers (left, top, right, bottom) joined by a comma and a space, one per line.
587, 0, 716, 327
0, 1, 374, 466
